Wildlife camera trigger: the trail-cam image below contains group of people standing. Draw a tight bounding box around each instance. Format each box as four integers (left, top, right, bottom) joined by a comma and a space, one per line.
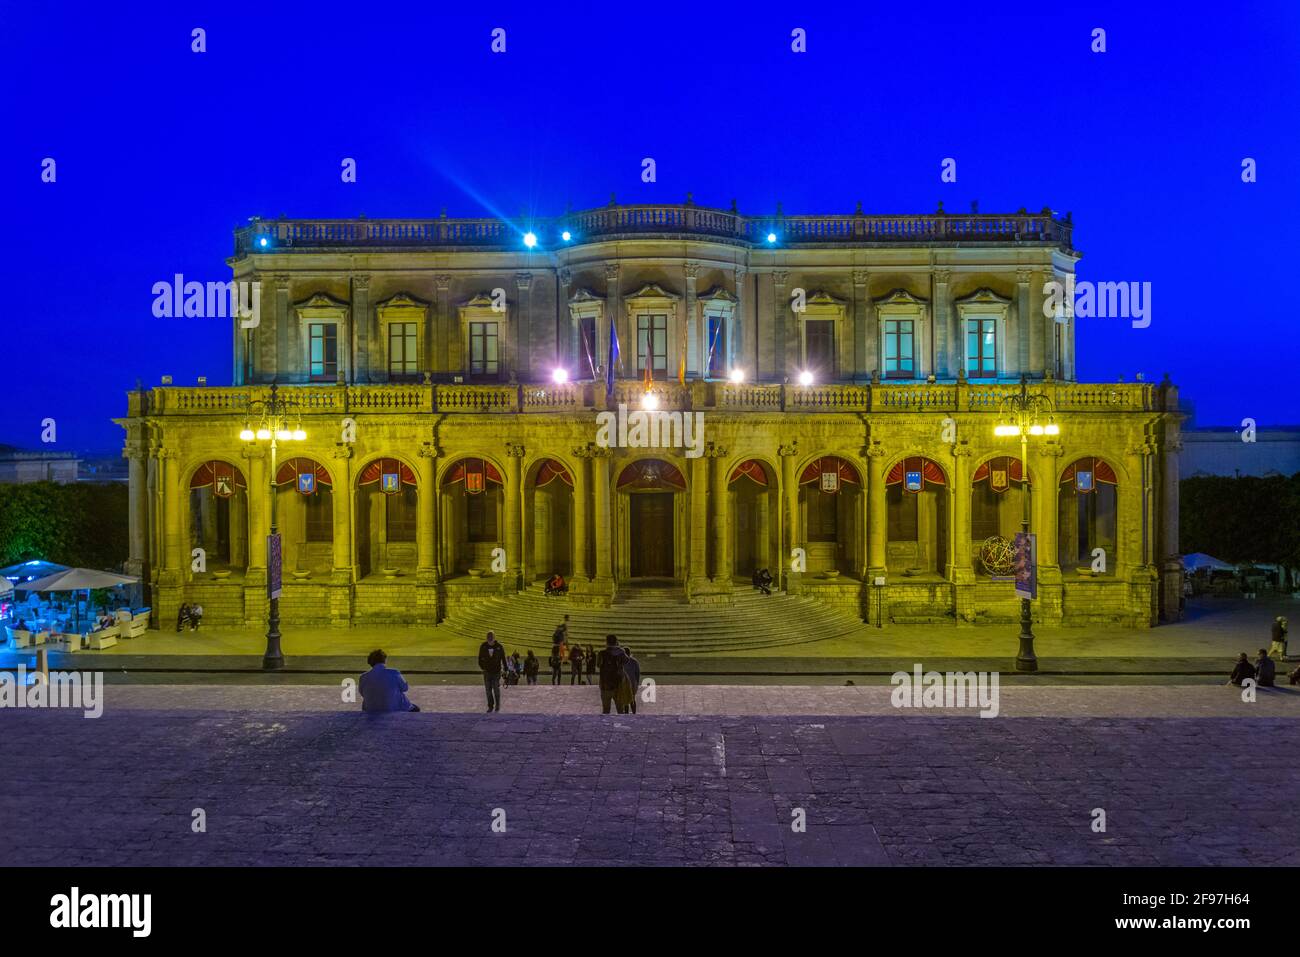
479, 619, 641, 715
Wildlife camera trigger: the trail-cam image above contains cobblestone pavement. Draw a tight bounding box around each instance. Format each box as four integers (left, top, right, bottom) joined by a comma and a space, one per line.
2, 685, 1298, 866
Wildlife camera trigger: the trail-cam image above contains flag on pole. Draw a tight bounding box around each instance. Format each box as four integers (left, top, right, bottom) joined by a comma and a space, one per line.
644, 351, 653, 392
605, 318, 619, 398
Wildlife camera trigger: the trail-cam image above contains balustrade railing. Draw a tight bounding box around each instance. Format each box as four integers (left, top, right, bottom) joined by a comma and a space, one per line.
235, 205, 1072, 254
141, 379, 1160, 416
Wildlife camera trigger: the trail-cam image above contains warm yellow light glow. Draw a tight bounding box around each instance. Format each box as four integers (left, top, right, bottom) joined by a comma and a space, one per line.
275, 429, 292, 441
729, 368, 745, 384
292, 429, 307, 441
641, 392, 659, 411
255, 428, 271, 441
798, 371, 814, 386
994, 424, 1019, 437
238, 429, 255, 441
1045, 422, 1060, 436
1029, 424, 1045, 436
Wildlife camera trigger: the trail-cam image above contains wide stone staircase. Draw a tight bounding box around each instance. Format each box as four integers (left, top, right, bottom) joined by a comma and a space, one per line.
439, 583, 866, 655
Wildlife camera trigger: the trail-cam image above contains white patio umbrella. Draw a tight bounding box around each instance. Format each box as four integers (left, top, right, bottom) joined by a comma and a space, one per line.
21, 568, 140, 633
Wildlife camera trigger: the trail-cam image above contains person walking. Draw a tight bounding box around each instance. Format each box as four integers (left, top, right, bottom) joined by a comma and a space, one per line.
524, 650, 540, 685
623, 645, 642, 715
549, 642, 563, 685
478, 631, 507, 713
570, 643, 585, 685
596, 634, 632, 715
1269, 616, 1289, 660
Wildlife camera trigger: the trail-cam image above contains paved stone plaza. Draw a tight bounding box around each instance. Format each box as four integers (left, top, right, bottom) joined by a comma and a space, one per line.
2, 684, 1298, 866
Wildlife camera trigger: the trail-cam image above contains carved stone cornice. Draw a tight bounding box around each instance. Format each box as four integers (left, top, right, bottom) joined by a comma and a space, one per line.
932, 269, 950, 284
772, 271, 789, 287
951, 441, 973, 458
604, 263, 620, 280
238, 445, 265, 461
329, 444, 354, 460
352, 275, 371, 291
852, 269, 869, 286
156, 448, 179, 461
778, 442, 799, 457
684, 262, 701, 280
1127, 442, 1156, 458
1016, 267, 1033, 284
704, 443, 728, 459
417, 442, 440, 460
515, 272, 533, 290
273, 272, 292, 286
1038, 443, 1065, 458
505, 442, 527, 459
434, 275, 452, 292
866, 442, 887, 459
588, 445, 613, 458
558, 267, 572, 287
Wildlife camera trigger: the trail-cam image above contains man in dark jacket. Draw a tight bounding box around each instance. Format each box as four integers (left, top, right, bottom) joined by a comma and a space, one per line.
478, 631, 507, 713
570, 643, 585, 686
1227, 652, 1256, 686
1255, 648, 1276, 687
596, 634, 631, 715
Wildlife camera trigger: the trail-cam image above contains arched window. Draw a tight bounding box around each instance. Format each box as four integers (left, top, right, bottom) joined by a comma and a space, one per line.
1059, 457, 1118, 573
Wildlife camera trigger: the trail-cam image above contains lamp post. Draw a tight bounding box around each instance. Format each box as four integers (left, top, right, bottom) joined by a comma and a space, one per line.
239, 383, 306, 670
994, 377, 1059, 673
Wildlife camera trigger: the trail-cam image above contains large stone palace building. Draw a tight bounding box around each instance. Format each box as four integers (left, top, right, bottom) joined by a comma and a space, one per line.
118, 199, 1182, 630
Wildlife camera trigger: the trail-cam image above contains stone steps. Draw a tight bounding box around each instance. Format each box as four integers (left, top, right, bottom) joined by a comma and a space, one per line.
441, 587, 866, 654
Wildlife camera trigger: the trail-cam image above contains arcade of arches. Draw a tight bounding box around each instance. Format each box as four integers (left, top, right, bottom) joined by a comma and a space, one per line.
146, 425, 1168, 631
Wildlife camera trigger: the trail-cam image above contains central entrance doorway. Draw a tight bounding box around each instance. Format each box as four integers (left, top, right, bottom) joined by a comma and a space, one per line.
630, 492, 674, 577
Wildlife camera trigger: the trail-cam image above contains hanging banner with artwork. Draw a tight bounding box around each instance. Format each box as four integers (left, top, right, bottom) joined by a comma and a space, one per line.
1060, 457, 1116, 495
275, 458, 331, 495
885, 456, 945, 493
1014, 531, 1037, 601
798, 456, 861, 493
190, 461, 247, 499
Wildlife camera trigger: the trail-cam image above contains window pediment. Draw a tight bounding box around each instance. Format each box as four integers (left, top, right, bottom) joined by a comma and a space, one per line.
873, 288, 928, 309
624, 282, 681, 308
801, 289, 848, 320
294, 291, 349, 318
376, 291, 430, 315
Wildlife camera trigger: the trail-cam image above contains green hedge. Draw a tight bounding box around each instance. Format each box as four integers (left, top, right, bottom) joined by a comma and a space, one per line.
0, 482, 130, 570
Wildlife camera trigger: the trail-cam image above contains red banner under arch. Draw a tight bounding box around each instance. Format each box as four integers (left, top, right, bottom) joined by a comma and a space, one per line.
798, 456, 861, 487
729, 459, 769, 486
534, 459, 573, 488
189, 461, 247, 498
885, 457, 947, 491
1060, 457, 1117, 491
442, 457, 503, 491
358, 458, 418, 488
274, 457, 332, 488
971, 456, 1027, 491
617, 459, 686, 491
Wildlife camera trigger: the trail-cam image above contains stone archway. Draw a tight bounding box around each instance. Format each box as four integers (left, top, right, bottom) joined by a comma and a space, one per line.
885, 456, 948, 577
272, 457, 334, 578
797, 455, 863, 578
969, 455, 1030, 575
188, 460, 249, 576
729, 459, 780, 579
1058, 457, 1118, 574
616, 458, 687, 581
439, 456, 505, 578
524, 458, 574, 582
355, 457, 419, 580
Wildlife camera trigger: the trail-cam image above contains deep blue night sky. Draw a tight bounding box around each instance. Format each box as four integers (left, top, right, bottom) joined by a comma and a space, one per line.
4, 0, 1298, 451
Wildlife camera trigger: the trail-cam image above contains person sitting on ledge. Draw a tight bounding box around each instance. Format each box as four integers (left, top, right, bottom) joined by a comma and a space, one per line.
1255, 648, 1276, 688
752, 568, 773, 596
359, 649, 420, 712
545, 573, 568, 596
1227, 652, 1256, 687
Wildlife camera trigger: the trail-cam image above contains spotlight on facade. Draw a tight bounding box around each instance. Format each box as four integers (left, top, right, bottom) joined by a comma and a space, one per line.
729, 368, 745, 384
256, 428, 271, 441
641, 392, 659, 411
275, 429, 292, 441
292, 429, 307, 441
994, 424, 1019, 437
1029, 424, 1045, 436
1045, 421, 1060, 436
798, 370, 814, 386
766, 232, 777, 244
523, 232, 538, 248
552, 368, 569, 384
258, 237, 269, 248
561, 230, 572, 242
239, 428, 255, 441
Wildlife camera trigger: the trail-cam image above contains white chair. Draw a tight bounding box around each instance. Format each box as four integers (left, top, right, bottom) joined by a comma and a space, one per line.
87, 626, 119, 650
114, 609, 133, 625
59, 632, 82, 651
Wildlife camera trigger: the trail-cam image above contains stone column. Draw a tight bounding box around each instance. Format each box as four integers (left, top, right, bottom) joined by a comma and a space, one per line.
867, 443, 887, 576
732, 267, 747, 373
266, 274, 288, 383
504, 443, 525, 591
1034, 443, 1062, 573
773, 272, 790, 379
602, 263, 620, 375
932, 269, 951, 377
241, 446, 267, 570
950, 442, 972, 581
710, 445, 730, 583
1040, 270, 1059, 379
689, 454, 709, 591
416, 442, 439, 580
853, 269, 870, 378
514, 272, 532, 381
1161, 426, 1183, 620
353, 274, 372, 383
592, 448, 613, 581
329, 445, 353, 580
571, 448, 590, 581
778, 442, 799, 590
1016, 267, 1033, 377
684, 263, 699, 377
434, 275, 452, 375
159, 448, 184, 579
123, 429, 149, 579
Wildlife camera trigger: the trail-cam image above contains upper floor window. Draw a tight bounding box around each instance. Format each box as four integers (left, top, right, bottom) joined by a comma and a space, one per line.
966, 317, 996, 378
706, 314, 727, 377
578, 317, 598, 376
805, 319, 835, 378
468, 321, 499, 379
884, 319, 914, 378
637, 314, 667, 373
388, 322, 418, 378
309, 323, 338, 381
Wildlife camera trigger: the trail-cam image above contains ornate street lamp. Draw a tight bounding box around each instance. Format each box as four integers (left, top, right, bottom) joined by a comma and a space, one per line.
238, 383, 306, 670
993, 377, 1060, 673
